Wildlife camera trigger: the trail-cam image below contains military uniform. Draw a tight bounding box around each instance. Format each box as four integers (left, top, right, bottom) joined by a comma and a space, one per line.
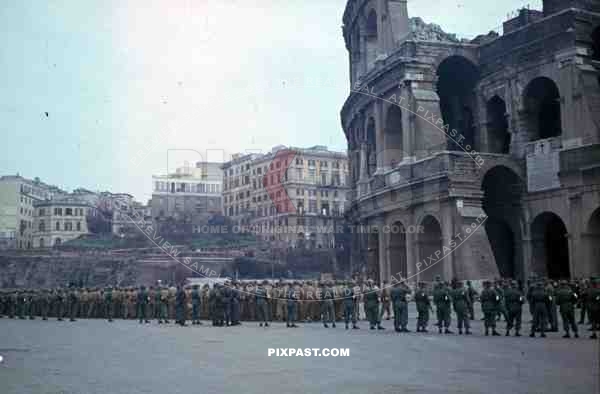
414, 283, 431, 332
588, 279, 600, 339
137, 286, 150, 323
191, 285, 202, 325
104, 287, 113, 322
433, 283, 452, 334
452, 283, 471, 335
529, 282, 550, 338
364, 281, 383, 330
504, 282, 524, 336
341, 282, 358, 329
391, 283, 410, 332
286, 284, 298, 328
480, 281, 501, 336
175, 285, 187, 326
466, 281, 477, 320
321, 282, 336, 328
555, 281, 578, 338
255, 282, 269, 327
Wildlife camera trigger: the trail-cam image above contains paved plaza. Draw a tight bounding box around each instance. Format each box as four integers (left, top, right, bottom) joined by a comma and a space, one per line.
0, 306, 598, 394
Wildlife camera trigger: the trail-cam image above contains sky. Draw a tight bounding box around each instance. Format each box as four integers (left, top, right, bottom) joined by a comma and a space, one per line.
0, 0, 542, 202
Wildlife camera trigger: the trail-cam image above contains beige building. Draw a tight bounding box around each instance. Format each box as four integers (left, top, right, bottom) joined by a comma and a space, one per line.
0, 175, 65, 249
32, 195, 96, 248
152, 162, 223, 233
222, 145, 349, 249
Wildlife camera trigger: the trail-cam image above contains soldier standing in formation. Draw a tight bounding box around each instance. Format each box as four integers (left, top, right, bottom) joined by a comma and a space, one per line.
452, 281, 471, 335
286, 282, 298, 328
529, 281, 550, 338
137, 285, 150, 324
365, 279, 384, 330
321, 281, 336, 328
255, 281, 269, 327
481, 281, 501, 336
414, 282, 431, 332
343, 280, 359, 330
191, 284, 201, 325
391, 281, 410, 332
504, 280, 523, 336
556, 280, 579, 338
104, 286, 113, 322
466, 280, 477, 320
175, 284, 187, 326
589, 278, 600, 339
434, 281, 452, 334
231, 281, 240, 326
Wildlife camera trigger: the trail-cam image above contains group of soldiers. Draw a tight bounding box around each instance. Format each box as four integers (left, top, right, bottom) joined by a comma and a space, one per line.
1, 276, 599, 339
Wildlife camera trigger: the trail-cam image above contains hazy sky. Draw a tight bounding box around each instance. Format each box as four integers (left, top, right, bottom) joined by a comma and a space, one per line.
0, 0, 541, 202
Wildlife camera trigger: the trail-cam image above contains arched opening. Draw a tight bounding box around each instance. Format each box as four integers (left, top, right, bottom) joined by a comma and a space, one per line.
482, 166, 523, 279
523, 77, 562, 140
586, 208, 600, 275
367, 230, 380, 281
54, 238, 62, 247
531, 212, 570, 279
486, 95, 510, 154
366, 117, 377, 175
365, 10, 378, 69
39, 238, 45, 248
384, 105, 403, 168
388, 221, 407, 279
418, 215, 444, 281
591, 26, 600, 61
437, 56, 479, 151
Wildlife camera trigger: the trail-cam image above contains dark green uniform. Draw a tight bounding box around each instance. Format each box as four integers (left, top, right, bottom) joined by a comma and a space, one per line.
364, 283, 382, 330
191, 285, 201, 325
343, 283, 358, 329
414, 284, 431, 332
586, 280, 600, 339
391, 284, 409, 332
529, 283, 549, 337
175, 286, 187, 326
555, 282, 578, 338
255, 284, 269, 327
452, 284, 471, 334
480, 283, 500, 336
433, 284, 452, 333
104, 288, 113, 322
286, 285, 298, 328
321, 283, 336, 328
504, 284, 523, 336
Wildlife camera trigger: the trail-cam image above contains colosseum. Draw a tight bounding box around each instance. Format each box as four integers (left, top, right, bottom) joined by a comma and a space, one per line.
341, 0, 600, 283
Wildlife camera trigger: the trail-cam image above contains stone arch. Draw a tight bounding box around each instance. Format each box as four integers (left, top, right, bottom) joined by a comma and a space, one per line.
591, 26, 600, 61
482, 166, 524, 279
523, 77, 562, 140
417, 215, 444, 281
585, 208, 600, 275
388, 221, 408, 280
531, 212, 570, 279
365, 9, 378, 69
485, 95, 510, 154
436, 56, 479, 151
384, 104, 403, 168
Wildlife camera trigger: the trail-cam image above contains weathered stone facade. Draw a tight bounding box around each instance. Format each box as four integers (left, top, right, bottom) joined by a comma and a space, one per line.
341, 0, 600, 283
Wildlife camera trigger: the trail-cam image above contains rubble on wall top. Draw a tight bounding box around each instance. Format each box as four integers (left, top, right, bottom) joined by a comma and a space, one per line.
409, 17, 459, 43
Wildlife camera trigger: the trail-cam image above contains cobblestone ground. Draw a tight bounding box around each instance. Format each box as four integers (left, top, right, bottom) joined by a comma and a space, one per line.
0, 305, 598, 394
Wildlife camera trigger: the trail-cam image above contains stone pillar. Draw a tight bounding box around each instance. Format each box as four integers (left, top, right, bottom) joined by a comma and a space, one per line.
358, 143, 370, 196
372, 215, 388, 285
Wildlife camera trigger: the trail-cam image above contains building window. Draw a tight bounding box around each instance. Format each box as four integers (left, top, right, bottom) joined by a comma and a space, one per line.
65, 222, 73, 231
39, 208, 45, 216
65, 208, 73, 216
76, 222, 81, 231
56, 221, 60, 231
40, 238, 45, 248
309, 200, 317, 213
39, 221, 45, 232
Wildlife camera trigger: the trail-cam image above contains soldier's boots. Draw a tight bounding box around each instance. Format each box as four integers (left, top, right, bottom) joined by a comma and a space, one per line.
352, 324, 359, 329
439, 327, 443, 334
444, 329, 453, 334
377, 324, 385, 330
323, 323, 329, 328
514, 330, 520, 337
485, 328, 490, 336
563, 332, 570, 338
458, 329, 463, 335
505, 330, 510, 336
332, 323, 336, 328
401, 327, 410, 333
465, 330, 472, 335
492, 330, 501, 336
590, 333, 597, 339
